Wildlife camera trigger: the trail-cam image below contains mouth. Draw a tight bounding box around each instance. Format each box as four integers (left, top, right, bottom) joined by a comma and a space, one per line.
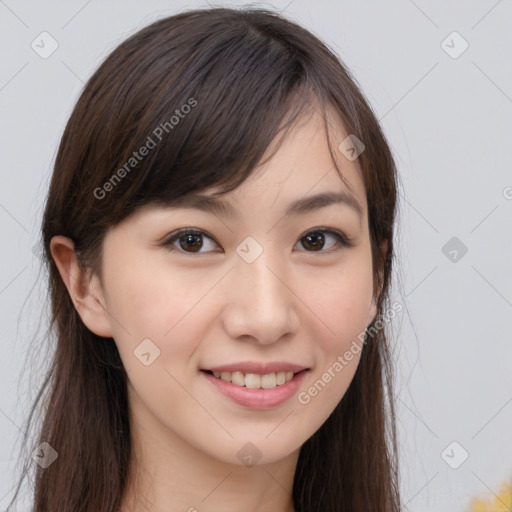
200, 369, 308, 389
200, 367, 310, 409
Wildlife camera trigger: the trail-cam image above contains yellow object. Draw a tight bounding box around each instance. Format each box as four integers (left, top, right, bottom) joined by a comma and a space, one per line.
467, 481, 512, 512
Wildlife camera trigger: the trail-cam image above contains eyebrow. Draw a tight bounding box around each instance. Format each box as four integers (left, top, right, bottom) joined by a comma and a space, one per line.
164, 190, 364, 222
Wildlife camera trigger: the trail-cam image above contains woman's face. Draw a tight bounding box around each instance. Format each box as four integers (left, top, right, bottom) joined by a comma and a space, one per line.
75, 108, 376, 467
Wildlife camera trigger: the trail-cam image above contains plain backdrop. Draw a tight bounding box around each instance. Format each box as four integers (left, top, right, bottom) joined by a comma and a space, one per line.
1, 1, 511, 511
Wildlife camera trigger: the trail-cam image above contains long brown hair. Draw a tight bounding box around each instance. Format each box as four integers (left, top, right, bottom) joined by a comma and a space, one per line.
7, 7, 401, 511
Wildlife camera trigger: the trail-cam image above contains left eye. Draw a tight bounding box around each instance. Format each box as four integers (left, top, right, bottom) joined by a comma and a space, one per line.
297, 229, 352, 252
162, 228, 353, 254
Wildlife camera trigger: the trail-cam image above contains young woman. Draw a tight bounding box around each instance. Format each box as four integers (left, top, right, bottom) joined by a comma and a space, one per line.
8, 6, 402, 512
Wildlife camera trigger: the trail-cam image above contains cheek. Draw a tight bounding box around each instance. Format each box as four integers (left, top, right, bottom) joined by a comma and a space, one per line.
294, 250, 373, 412
105, 251, 207, 332
105, 264, 214, 424
296, 269, 372, 424
103, 254, 215, 374
302, 250, 374, 349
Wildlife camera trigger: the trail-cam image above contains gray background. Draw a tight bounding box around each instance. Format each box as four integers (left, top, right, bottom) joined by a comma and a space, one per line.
1, 1, 511, 511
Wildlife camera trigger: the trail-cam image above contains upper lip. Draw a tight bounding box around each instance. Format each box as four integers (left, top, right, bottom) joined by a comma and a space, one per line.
202, 362, 309, 374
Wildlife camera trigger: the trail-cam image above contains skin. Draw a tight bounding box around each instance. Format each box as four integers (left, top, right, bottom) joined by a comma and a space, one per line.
51, 106, 380, 512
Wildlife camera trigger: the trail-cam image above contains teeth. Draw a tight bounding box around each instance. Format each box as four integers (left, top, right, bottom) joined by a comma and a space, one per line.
231, 371, 244, 386
261, 373, 276, 389
245, 374, 261, 389
210, 370, 297, 388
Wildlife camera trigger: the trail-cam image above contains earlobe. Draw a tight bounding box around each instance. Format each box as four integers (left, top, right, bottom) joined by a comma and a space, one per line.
368, 239, 388, 326
367, 297, 378, 327
49, 235, 113, 338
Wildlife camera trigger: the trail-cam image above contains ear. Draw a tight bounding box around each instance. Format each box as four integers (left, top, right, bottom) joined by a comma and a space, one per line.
367, 296, 378, 326
49, 235, 114, 338
368, 239, 389, 326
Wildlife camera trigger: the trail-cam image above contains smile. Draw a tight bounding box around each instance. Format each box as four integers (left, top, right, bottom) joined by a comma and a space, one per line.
202, 370, 298, 389
200, 368, 309, 409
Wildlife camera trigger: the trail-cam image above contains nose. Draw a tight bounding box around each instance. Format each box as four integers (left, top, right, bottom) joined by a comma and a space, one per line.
221, 249, 300, 345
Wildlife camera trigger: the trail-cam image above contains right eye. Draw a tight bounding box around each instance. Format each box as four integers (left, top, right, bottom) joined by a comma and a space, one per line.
162, 229, 221, 254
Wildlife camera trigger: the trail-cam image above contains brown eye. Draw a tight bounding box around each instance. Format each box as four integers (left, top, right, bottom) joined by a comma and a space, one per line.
163, 229, 220, 254
296, 229, 353, 252
301, 231, 326, 251
162, 227, 354, 255
177, 232, 203, 252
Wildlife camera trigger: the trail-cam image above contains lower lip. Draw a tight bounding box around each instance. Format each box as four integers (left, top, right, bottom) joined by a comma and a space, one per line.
201, 370, 308, 409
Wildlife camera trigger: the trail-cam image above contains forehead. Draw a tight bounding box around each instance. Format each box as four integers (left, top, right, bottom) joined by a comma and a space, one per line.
198, 106, 366, 212
126, 106, 367, 227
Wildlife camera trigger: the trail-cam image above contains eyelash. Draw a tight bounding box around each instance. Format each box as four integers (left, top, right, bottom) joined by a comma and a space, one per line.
161, 227, 355, 255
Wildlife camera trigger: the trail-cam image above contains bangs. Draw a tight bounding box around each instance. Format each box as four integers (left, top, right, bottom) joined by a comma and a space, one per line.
84, 11, 327, 224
